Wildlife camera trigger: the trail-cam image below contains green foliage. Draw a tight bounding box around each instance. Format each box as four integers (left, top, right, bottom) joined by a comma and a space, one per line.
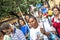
0, 0, 42, 19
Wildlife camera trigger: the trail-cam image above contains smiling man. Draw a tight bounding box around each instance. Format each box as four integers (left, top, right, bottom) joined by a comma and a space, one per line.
1, 23, 26, 40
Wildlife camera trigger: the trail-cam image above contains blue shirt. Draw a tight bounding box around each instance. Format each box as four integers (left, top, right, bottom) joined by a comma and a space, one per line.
19, 24, 29, 36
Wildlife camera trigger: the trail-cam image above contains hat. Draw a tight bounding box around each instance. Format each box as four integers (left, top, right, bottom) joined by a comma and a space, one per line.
36, 4, 42, 8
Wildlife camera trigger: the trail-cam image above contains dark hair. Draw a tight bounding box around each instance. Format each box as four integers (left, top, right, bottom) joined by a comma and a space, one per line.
29, 15, 37, 22
19, 18, 25, 24
25, 14, 33, 17
1, 23, 10, 30
52, 6, 60, 11
19, 18, 24, 21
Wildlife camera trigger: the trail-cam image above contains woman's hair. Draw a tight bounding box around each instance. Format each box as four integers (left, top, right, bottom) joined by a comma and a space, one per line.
52, 6, 60, 11
29, 15, 37, 22
19, 18, 25, 24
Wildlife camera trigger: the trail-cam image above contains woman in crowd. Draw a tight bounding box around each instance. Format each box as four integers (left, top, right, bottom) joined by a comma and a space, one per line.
25, 14, 30, 23
19, 18, 29, 39
37, 9, 59, 40
52, 6, 60, 38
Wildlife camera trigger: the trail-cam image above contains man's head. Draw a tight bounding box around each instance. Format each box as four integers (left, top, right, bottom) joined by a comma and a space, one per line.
1, 23, 14, 35
28, 16, 38, 29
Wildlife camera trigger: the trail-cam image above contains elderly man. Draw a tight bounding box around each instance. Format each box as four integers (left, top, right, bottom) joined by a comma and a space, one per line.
1, 23, 26, 40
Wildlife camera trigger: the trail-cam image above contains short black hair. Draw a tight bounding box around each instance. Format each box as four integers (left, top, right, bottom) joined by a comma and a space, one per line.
1, 23, 10, 30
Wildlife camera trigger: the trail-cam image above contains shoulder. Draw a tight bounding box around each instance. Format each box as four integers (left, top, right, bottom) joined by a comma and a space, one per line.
4, 35, 11, 40
15, 28, 23, 35
15, 28, 25, 36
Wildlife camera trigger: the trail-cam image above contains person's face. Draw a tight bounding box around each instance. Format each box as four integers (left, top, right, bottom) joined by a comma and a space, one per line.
53, 8, 59, 16
2, 28, 11, 35
25, 15, 29, 21
29, 18, 38, 28
38, 11, 42, 17
19, 20, 25, 26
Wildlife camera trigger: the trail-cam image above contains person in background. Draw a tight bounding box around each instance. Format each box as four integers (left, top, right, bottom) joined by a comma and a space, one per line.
1, 23, 26, 40
38, 10, 43, 23
0, 26, 12, 40
38, 10, 59, 40
52, 6, 60, 38
19, 18, 30, 39
25, 14, 34, 28
12, 22, 19, 27
25, 14, 30, 23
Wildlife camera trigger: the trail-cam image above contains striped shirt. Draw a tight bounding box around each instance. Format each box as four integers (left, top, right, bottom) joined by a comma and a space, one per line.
10, 28, 26, 40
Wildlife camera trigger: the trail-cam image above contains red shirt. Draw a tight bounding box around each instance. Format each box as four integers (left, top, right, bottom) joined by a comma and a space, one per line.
52, 18, 60, 34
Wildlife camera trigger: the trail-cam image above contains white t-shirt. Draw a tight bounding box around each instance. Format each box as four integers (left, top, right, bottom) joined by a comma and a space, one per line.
42, 18, 52, 32
30, 23, 43, 40
4, 35, 12, 40
34, 11, 38, 17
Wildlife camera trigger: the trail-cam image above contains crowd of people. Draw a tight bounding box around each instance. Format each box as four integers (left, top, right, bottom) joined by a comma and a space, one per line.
0, 2, 60, 40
